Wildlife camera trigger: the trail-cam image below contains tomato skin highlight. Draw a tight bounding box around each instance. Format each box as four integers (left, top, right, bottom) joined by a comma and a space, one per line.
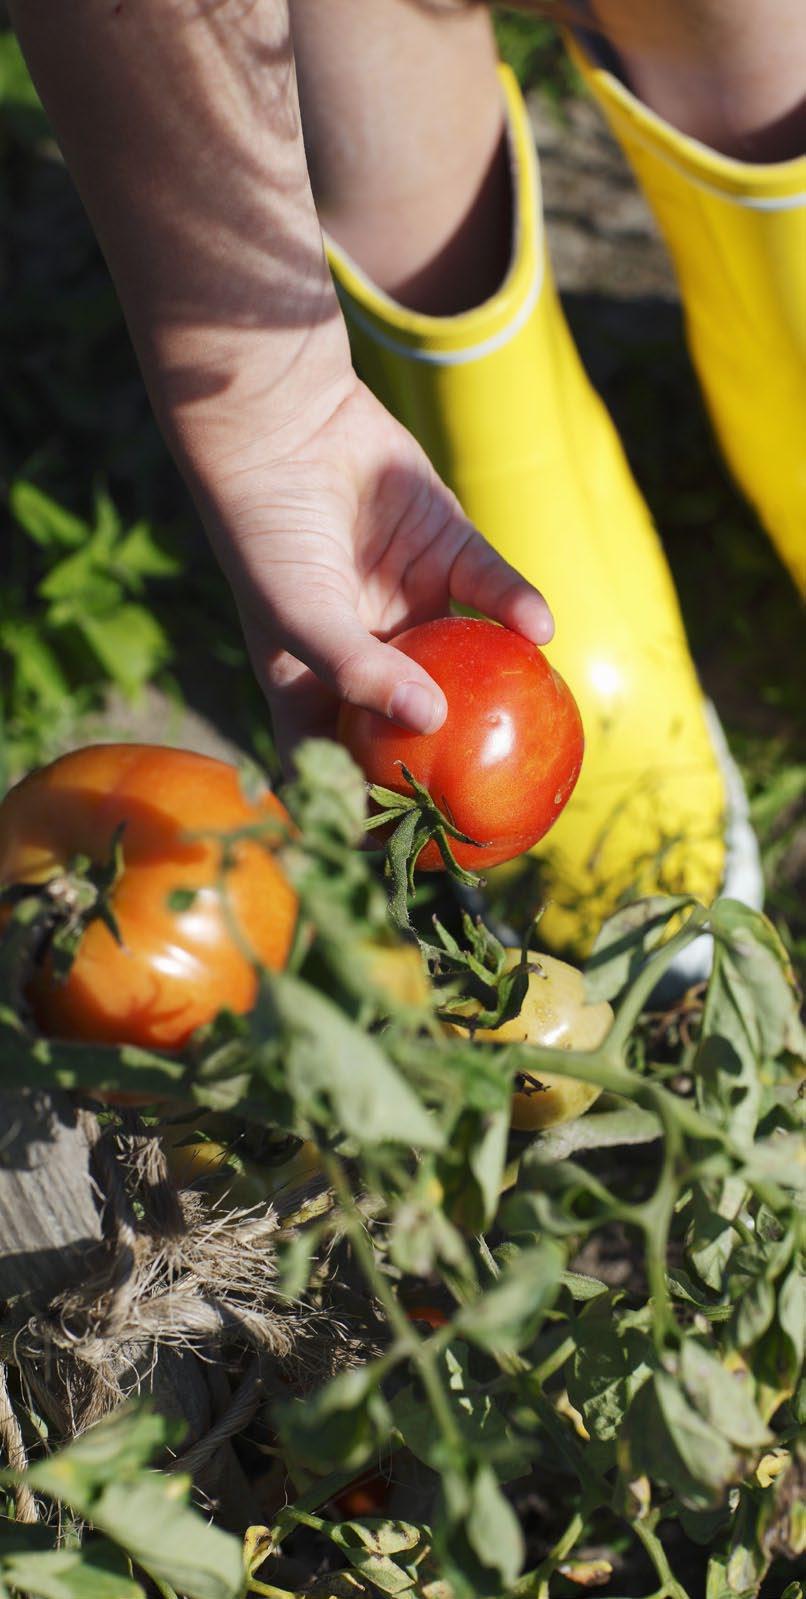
0, 744, 297, 1051
338, 618, 584, 871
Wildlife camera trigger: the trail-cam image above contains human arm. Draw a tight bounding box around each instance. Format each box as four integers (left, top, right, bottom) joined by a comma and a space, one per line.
8, 0, 553, 760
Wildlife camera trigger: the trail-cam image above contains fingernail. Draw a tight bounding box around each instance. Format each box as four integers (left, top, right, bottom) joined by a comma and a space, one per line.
389, 681, 445, 734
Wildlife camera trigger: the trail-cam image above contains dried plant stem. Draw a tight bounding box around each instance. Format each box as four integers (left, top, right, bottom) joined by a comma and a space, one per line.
0, 1363, 38, 1523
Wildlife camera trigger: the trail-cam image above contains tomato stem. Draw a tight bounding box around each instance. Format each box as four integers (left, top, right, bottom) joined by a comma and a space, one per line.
0, 823, 126, 1004
364, 764, 491, 938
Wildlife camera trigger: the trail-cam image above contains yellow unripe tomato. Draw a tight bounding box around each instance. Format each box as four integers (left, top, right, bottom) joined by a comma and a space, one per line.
162, 1131, 321, 1206
445, 949, 613, 1131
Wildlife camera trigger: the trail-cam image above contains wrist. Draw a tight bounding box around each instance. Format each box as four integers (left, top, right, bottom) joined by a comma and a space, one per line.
142, 280, 356, 490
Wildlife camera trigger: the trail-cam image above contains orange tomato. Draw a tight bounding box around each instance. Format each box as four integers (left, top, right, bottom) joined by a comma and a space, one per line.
0, 744, 297, 1051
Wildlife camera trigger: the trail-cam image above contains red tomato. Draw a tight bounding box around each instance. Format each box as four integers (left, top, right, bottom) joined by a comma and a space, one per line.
0, 744, 297, 1051
339, 618, 584, 872
334, 1472, 391, 1520
404, 1303, 449, 1329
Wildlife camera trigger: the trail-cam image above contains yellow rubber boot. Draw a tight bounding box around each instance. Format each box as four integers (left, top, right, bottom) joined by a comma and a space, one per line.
326, 66, 759, 956
568, 34, 806, 596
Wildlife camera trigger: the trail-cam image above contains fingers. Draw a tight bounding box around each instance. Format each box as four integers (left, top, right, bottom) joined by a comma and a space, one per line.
448, 525, 554, 645
254, 656, 340, 777
245, 598, 448, 744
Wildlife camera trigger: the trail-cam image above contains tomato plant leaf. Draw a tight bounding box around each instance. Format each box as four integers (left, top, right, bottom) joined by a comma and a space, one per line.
625, 1372, 737, 1508
584, 895, 694, 1002
709, 899, 806, 1061
393, 1347, 534, 1481
436, 1463, 524, 1599
330, 1521, 421, 1560
731, 1275, 776, 1351
568, 1297, 655, 1445
777, 1264, 806, 1374
0, 622, 70, 709
534, 1100, 661, 1162
0, 1542, 145, 1599
686, 1177, 748, 1291
87, 1476, 244, 1599
260, 971, 442, 1150
453, 1242, 562, 1355
15, 1408, 243, 1599
678, 1341, 770, 1449
286, 739, 369, 847
275, 1363, 393, 1474
116, 521, 183, 580
24, 1406, 172, 1500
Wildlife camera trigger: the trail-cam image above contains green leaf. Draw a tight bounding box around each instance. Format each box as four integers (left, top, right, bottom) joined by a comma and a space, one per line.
25, 1407, 172, 1504
1, 1544, 144, 1599
9, 481, 86, 548
535, 1100, 661, 1163
437, 1104, 510, 1234
392, 1348, 533, 1480
341, 1552, 414, 1596
453, 1242, 562, 1355
0, 1023, 188, 1098
275, 1363, 392, 1474
92, 487, 123, 544
116, 522, 184, 580
568, 1297, 655, 1445
262, 971, 442, 1150
678, 1341, 770, 1449
0, 622, 69, 708
687, 1178, 747, 1291
731, 1275, 776, 1350
437, 1464, 524, 1599
584, 895, 694, 1002
750, 1265, 806, 1413
285, 739, 368, 846
709, 899, 806, 1060
465, 1466, 523, 1589
777, 1263, 805, 1374
78, 605, 171, 692
625, 1372, 737, 1508
741, 1133, 806, 1195
330, 1520, 421, 1560
89, 1478, 244, 1599
20, 1408, 243, 1599
703, 1487, 770, 1599
466, 1106, 509, 1229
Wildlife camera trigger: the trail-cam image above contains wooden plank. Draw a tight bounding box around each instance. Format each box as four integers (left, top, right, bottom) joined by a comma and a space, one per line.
0, 1089, 103, 1305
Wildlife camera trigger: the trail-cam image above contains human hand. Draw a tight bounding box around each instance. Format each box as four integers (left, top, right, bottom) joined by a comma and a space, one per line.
197, 372, 554, 767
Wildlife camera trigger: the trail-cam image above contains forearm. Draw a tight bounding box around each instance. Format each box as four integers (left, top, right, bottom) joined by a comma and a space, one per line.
8, 0, 352, 477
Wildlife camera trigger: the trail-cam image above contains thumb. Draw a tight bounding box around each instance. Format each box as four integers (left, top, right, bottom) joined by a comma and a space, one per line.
261, 598, 447, 734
